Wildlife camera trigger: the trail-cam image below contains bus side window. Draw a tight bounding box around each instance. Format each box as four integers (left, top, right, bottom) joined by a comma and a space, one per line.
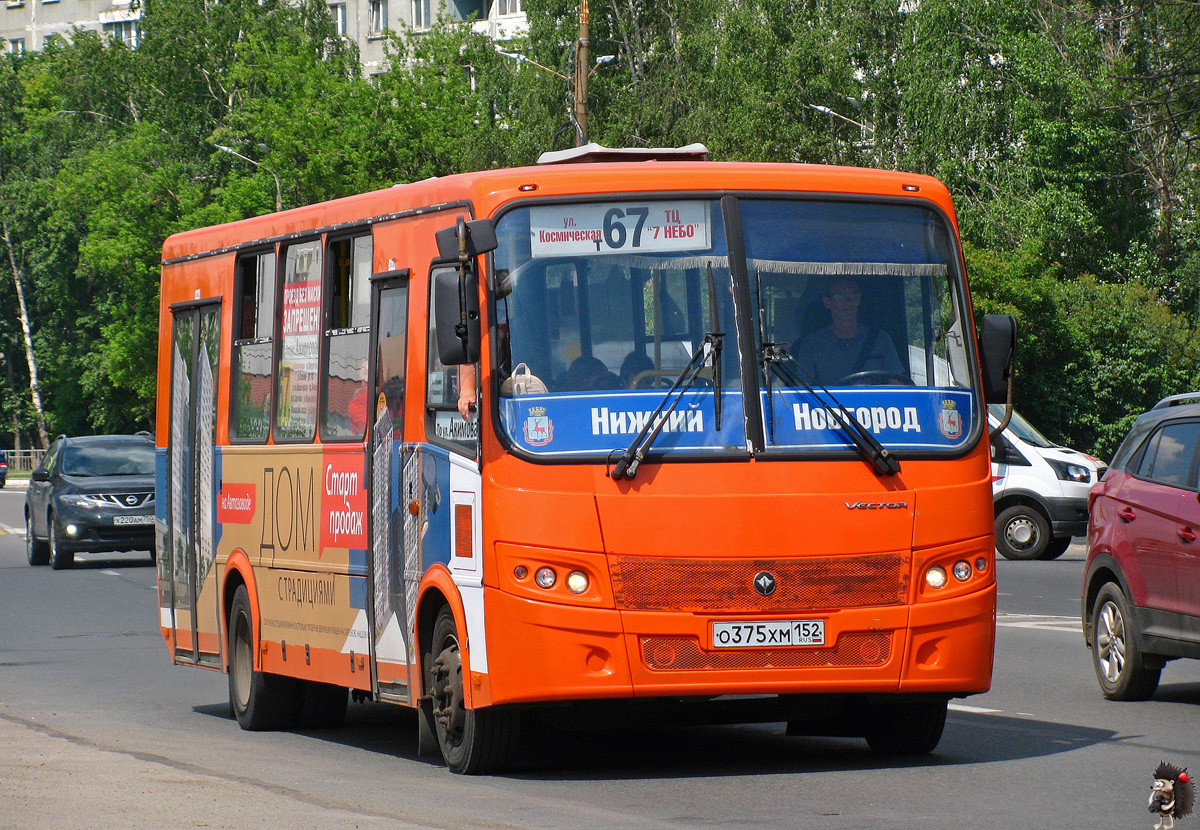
425, 263, 479, 458
321, 234, 372, 441
231, 250, 276, 442
275, 240, 323, 442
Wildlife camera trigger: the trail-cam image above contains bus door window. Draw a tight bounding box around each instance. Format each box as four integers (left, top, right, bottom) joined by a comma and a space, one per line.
321, 233, 373, 441
231, 250, 276, 442
275, 240, 323, 442
425, 263, 479, 458
375, 281, 408, 437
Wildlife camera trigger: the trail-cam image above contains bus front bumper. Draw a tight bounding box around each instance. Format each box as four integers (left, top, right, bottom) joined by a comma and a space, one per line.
481, 585, 995, 706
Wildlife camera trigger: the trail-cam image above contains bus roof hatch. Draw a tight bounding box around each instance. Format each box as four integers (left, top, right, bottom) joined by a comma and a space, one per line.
537, 142, 711, 165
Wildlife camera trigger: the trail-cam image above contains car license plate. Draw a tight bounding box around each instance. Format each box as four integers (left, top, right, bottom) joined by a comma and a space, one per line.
712, 619, 825, 648
113, 515, 154, 525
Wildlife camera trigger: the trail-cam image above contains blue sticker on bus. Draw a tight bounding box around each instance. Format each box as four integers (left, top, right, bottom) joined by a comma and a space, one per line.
499, 387, 973, 455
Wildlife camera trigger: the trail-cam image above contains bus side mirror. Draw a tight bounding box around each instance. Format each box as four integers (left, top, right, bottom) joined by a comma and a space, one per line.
979, 314, 1017, 405
433, 264, 480, 365
434, 218, 497, 261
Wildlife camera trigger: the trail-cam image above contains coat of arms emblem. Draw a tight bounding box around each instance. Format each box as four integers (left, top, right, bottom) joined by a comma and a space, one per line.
523, 406, 554, 446
938, 400, 962, 439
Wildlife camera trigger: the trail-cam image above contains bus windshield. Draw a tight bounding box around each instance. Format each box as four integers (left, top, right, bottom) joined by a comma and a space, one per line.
492, 197, 977, 460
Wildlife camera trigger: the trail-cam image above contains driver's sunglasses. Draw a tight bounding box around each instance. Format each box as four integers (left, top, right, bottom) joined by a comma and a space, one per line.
826, 291, 860, 303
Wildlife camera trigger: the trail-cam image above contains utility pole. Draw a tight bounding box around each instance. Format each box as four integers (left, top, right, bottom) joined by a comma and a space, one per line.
573, 0, 589, 145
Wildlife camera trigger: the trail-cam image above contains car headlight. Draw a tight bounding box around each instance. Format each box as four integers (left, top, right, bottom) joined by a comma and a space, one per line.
59, 494, 105, 509
1047, 458, 1090, 483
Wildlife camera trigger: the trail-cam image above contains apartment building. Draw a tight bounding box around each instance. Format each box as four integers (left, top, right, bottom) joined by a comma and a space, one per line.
0, 0, 527, 73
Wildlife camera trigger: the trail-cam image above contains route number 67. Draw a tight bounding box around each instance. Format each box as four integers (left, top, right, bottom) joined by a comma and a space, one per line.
599, 207, 650, 251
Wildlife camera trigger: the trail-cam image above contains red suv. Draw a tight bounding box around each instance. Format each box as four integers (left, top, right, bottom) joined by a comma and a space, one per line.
1083, 392, 1200, 699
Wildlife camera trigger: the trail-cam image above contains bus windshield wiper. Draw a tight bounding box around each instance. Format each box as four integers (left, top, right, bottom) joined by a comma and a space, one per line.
759, 343, 901, 477
753, 270, 897, 476
612, 330, 722, 480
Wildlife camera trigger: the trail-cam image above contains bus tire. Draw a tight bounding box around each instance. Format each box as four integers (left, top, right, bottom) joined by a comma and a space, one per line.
863, 697, 947, 755
416, 698, 440, 759
297, 681, 347, 729
228, 585, 300, 731
427, 606, 519, 774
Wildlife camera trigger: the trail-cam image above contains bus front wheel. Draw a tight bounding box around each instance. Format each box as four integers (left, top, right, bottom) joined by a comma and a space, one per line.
426, 606, 519, 774
863, 696, 947, 755
228, 585, 300, 731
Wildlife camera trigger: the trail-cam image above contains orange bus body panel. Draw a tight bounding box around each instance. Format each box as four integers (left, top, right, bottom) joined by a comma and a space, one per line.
156, 158, 993, 731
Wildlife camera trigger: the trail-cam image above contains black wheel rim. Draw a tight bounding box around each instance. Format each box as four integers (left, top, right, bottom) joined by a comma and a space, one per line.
430, 633, 466, 749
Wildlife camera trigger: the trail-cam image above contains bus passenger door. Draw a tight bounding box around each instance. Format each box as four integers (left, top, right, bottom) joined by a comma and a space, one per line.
165, 301, 222, 667
367, 271, 412, 702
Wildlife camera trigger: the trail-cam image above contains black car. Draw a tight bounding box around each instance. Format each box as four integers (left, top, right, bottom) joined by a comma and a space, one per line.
25, 434, 156, 569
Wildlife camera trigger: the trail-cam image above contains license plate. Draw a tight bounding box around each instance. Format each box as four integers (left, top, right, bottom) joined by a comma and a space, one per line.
712, 619, 825, 648
113, 515, 154, 526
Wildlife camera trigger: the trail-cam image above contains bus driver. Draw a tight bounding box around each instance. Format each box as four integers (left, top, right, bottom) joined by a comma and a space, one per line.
790, 276, 904, 386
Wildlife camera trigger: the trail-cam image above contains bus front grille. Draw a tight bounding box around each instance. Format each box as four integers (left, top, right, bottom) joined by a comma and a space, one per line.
611, 553, 910, 612
640, 633, 891, 671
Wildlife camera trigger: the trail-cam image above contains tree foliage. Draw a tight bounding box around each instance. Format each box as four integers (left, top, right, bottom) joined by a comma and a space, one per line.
0, 0, 1197, 457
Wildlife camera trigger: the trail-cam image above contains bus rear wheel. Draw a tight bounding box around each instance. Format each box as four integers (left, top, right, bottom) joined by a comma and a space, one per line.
863, 697, 948, 755
427, 606, 519, 774
228, 585, 300, 731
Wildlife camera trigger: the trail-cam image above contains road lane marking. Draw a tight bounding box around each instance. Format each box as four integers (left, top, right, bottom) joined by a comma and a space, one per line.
948, 703, 1002, 714
0, 522, 23, 536
998, 613, 1080, 633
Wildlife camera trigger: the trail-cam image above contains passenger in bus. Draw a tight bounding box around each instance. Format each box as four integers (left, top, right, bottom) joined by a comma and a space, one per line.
790, 276, 904, 386
559, 355, 622, 391
620, 351, 655, 389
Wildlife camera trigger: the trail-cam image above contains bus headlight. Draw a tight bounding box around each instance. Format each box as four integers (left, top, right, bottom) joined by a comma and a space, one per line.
566, 571, 589, 594
534, 567, 556, 589
952, 561, 972, 582
925, 566, 948, 590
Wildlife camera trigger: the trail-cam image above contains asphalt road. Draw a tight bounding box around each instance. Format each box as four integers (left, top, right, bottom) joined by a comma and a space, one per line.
1, 480, 1198, 829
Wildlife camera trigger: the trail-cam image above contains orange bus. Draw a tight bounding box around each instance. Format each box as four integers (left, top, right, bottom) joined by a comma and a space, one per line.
155, 145, 1016, 773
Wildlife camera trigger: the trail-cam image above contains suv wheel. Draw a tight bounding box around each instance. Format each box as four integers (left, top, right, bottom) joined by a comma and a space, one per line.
1091, 583, 1160, 700
49, 516, 74, 570
25, 513, 49, 566
995, 504, 1051, 560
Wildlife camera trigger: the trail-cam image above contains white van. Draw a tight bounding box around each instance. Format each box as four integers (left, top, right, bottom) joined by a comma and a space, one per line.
989, 405, 1106, 560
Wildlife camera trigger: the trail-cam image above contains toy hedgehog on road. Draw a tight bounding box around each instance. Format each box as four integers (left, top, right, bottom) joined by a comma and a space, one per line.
1150, 761, 1195, 830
